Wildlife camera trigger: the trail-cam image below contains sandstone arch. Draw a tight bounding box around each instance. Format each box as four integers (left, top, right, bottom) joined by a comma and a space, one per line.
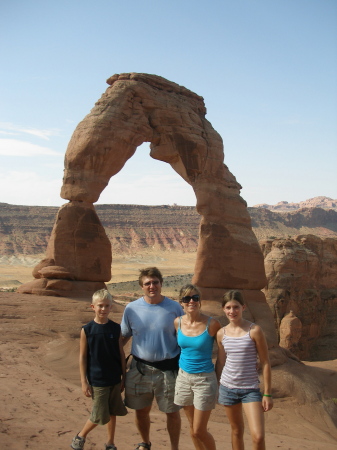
19, 73, 275, 344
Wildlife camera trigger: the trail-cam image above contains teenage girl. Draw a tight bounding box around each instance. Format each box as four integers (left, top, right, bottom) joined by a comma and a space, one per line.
215, 290, 273, 450
174, 284, 221, 450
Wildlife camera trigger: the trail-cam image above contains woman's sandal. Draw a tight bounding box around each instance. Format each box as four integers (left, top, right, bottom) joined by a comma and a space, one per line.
135, 443, 151, 450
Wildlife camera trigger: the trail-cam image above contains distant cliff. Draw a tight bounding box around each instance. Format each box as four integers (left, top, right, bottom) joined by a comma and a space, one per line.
0, 200, 337, 257
254, 196, 337, 212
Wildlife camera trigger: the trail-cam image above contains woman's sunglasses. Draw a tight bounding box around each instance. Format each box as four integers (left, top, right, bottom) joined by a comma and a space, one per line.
181, 294, 200, 303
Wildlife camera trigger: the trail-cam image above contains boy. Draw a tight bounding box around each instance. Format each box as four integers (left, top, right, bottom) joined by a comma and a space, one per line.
71, 289, 127, 450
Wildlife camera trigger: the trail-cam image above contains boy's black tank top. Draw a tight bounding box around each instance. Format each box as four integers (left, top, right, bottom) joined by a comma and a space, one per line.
83, 319, 122, 387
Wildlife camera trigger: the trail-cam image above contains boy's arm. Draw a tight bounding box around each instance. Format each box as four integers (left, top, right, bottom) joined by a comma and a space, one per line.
119, 334, 126, 392
121, 335, 131, 347
79, 328, 92, 397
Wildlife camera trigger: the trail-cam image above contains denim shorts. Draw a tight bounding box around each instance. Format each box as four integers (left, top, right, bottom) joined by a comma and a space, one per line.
218, 384, 262, 406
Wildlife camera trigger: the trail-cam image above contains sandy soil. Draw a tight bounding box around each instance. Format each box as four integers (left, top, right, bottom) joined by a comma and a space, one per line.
1, 259, 337, 449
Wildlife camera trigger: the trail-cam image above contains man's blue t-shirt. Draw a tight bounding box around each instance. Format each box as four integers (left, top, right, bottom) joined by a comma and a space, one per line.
121, 296, 183, 362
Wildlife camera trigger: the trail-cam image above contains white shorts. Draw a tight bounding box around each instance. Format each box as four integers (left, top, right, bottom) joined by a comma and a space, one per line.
174, 368, 218, 411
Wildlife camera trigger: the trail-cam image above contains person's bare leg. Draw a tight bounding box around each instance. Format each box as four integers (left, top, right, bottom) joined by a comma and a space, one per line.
224, 404, 245, 450
78, 419, 97, 439
191, 408, 216, 450
242, 402, 265, 450
135, 404, 152, 449
183, 405, 205, 449
106, 415, 116, 446
166, 410, 181, 450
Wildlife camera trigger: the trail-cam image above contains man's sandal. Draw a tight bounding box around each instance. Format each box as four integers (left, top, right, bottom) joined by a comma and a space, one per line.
135, 443, 151, 450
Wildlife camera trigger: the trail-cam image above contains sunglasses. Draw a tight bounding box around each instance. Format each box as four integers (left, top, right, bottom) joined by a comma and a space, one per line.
143, 280, 160, 286
181, 294, 200, 303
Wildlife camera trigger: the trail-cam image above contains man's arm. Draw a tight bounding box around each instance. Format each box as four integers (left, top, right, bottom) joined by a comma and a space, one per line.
120, 308, 132, 347
118, 334, 127, 391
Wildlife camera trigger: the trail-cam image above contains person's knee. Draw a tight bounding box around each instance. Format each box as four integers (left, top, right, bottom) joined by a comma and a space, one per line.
136, 405, 152, 419
251, 431, 264, 445
166, 411, 181, 422
231, 423, 244, 438
192, 428, 207, 441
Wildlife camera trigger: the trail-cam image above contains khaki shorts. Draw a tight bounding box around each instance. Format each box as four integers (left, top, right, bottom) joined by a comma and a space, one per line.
90, 383, 128, 425
125, 359, 181, 413
174, 368, 218, 411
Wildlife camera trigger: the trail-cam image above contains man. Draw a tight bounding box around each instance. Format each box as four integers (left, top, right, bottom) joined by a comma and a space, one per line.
121, 267, 183, 450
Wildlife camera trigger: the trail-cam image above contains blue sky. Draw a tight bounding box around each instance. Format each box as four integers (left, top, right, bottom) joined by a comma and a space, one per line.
0, 0, 336, 207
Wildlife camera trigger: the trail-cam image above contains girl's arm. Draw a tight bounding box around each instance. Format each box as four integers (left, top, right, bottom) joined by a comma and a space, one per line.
251, 325, 273, 412
79, 328, 92, 397
215, 327, 226, 382
119, 333, 126, 392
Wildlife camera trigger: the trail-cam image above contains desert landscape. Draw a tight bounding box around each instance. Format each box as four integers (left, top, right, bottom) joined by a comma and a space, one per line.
1, 197, 337, 449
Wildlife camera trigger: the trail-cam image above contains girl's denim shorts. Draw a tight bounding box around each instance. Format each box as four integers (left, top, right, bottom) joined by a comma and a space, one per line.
218, 384, 262, 405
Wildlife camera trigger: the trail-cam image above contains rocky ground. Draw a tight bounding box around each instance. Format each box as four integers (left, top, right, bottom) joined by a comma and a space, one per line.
1, 289, 337, 450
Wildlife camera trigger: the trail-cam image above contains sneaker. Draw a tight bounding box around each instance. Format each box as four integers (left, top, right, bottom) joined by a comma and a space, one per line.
105, 445, 117, 450
70, 434, 85, 449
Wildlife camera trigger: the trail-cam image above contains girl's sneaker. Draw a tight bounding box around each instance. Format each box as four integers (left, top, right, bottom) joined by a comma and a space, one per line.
70, 434, 85, 449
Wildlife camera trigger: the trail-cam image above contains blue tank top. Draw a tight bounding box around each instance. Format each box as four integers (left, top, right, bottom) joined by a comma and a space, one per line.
83, 319, 122, 387
177, 316, 215, 373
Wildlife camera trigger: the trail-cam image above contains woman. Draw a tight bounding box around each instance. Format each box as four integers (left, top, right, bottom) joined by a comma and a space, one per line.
174, 284, 221, 450
215, 290, 273, 450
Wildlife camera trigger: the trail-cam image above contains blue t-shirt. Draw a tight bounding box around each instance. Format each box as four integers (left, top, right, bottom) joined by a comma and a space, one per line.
121, 296, 183, 362
177, 317, 215, 373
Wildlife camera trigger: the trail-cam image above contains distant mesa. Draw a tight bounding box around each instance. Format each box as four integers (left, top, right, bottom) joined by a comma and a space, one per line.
254, 196, 337, 212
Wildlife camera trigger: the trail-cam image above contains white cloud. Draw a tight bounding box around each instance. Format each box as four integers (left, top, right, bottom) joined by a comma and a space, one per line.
0, 139, 61, 156
0, 122, 59, 140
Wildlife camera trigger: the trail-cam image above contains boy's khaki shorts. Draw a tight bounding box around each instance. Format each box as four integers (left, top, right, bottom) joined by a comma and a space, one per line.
90, 383, 127, 425
125, 359, 181, 413
174, 368, 218, 411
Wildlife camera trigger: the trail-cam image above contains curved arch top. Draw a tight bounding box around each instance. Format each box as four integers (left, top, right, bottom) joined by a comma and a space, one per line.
19, 73, 267, 299
61, 72, 266, 290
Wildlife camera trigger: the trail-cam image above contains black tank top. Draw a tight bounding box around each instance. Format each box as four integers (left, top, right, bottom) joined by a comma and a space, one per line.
83, 319, 122, 387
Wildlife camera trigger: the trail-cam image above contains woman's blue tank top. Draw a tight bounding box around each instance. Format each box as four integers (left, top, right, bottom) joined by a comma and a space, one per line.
177, 316, 215, 373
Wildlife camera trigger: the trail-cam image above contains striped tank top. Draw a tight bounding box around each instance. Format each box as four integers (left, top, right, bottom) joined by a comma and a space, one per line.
220, 323, 260, 389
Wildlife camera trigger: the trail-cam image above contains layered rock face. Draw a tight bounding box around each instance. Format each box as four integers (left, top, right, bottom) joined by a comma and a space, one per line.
19, 73, 266, 304
1, 203, 336, 258
261, 235, 337, 360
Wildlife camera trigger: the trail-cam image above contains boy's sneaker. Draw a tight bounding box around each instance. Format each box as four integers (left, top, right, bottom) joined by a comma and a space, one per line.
70, 434, 85, 449
105, 445, 117, 450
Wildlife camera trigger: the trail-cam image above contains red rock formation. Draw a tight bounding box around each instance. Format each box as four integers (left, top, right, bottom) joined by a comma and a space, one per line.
261, 235, 337, 360
19, 73, 266, 304
279, 310, 302, 351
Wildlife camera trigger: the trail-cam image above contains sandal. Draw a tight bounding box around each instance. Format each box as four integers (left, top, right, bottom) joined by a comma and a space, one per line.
135, 443, 151, 450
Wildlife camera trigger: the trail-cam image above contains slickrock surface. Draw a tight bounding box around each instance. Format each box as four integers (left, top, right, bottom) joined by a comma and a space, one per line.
1, 291, 337, 450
